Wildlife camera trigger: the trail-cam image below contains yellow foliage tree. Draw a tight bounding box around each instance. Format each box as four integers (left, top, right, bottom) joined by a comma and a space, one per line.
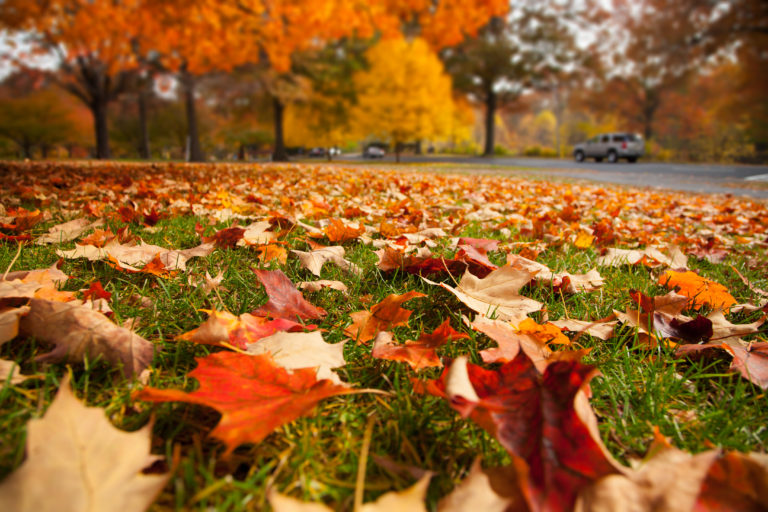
352, 37, 454, 162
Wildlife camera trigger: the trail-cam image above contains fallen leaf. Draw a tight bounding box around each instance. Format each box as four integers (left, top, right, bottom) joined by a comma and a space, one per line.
252, 269, 327, 321
0, 358, 32, 388
722, 340, 768, 390
19, 298, 154, 377
178, 309, 309, 350
469, 316, 551, 371
423, 266, 542, 324
269, 473, 431, 512
34, 218, 103, 245
371, 319, 469, 370
245, 330, 346, 384
424, 354, 618, 512
344, 291, 426, 344
0, 376, 169, 512
134, 352, 353, 456
597, 246, 688, 269
693, 450, 768, 510
257, 243, 288, 264
437, 460, 519, 512
297, 280, 348, 292
549, 318, 617, 341
291, 246, 362, 277
58, 240, 214, 274
659, 270, 736, 311
323, 218, 365, 243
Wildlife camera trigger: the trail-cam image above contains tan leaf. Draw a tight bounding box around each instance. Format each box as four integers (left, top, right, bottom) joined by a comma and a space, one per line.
19, 299, 154, 378
237, 221, 275, 246
575, 429, 721, 512
0, 358, 32, 388
506, 254, 604, 293
297, 280, 348, 292
708, 311, 765, 342
550, 318, 617, 341
437, 460, 518, 512
469, 316, 551, 372
269, 473, 431, 512
35, 218, 104, 245
291, 246, 362, 277
0, 306, 30, 345
57, 240, 214, 273
597, 246, 688, 269
0, 376, 169, 512
245, 331, 347, 384
424, 266, 542, 324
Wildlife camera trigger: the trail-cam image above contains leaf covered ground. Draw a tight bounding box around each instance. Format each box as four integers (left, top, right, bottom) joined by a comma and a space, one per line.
1, 161, 767, 511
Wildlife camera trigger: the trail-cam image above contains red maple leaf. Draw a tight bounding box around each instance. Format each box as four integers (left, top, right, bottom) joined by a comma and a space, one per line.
252, 268, 327, 321
371, 318, 469, 370
82, 281, 112, 302
422, 353, 618, 511
133, 352, 352, 456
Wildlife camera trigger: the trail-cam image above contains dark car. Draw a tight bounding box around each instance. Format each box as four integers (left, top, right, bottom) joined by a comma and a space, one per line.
573, 133, 644, 163
308, 147, 326, 157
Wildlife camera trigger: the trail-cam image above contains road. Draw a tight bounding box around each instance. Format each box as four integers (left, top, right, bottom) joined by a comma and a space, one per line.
343, 154, 768, 199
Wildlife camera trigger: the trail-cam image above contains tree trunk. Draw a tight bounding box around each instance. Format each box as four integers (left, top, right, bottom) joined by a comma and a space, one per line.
483, 88, 497, 157
181, 69, 204, 162
137, 89, 151, 159
395, 141, 401, 163
642, 89, 659, 142
92, 96, 110, 159
271, 96, 288, 162
238, 143, 246, 161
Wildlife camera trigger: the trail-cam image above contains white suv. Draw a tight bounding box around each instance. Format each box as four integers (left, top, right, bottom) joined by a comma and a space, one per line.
573, 133, 644, 163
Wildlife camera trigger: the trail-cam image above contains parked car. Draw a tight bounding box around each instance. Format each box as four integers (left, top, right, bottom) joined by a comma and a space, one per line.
573, 133, 644, 163
308, 147, 326, 157
363, 145, 386, 158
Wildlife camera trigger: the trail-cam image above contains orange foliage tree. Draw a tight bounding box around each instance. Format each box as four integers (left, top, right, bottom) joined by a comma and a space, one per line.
0, 1, 146, 159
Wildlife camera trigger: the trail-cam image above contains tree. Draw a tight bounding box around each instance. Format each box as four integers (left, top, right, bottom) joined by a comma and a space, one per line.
0, 90, 78, 158
0, 1, 143, 158
352, 37, 454, 162
443, 0, 600, 157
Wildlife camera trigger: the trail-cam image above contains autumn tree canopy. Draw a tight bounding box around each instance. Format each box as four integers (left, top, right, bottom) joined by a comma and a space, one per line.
352, 37, 455, 162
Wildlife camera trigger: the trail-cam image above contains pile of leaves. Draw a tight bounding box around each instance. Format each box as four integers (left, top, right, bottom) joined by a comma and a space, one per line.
1, 161, 767, 511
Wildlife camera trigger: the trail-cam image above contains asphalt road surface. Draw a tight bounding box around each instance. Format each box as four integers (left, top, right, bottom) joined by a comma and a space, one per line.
345, 154, 768, 199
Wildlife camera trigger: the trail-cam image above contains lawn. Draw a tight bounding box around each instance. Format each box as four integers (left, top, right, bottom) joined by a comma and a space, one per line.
1, 161, 766, 511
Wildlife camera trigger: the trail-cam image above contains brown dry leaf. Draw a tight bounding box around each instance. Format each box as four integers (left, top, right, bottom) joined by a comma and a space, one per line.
506, 254, 604, 293
550, 318, 617, 341
437, 460, 518, 512
2, 262, 69, 289
238, 221, 275, 246
597, 246, 688, 269
0, 358, 33, 388
708, 310, 765, 342
344, 291, 425, 344
19, 298, 154, 378
245, 331, 346, 384
291, 246, 362, 277
722, 340, 768, 390
575, 428, 768, 512
0, 307, 30, 345
269, 473, 431, 512
0, 376, 169, 512
297, 280, 348, 292
57, 240, 214, 273
424, 266, 542, 324
34, 218, 104, 245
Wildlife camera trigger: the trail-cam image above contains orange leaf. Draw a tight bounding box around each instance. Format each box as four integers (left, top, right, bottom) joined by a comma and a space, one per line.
344, 291, 425, 344
659, 270, 736, 311
134, 352, 352, 456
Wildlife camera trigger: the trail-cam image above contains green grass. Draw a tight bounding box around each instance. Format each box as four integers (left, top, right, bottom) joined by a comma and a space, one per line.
1, 162, 767, 510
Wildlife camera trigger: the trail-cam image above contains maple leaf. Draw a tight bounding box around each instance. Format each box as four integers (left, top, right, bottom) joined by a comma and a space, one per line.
437, 460, 523, 512
693, 450, 768, 510
269, 473, 431, 511
134, 352, 353, 456
298, 280, 348, 292
659, 270, 737, 311
371, 319, 469, 370
57, 240, 214, 274
291, 245, 362, 277
423, 354, 618, 512
256, 243, 288, 264
0, 376, 169, 512
0, 358, 33, 388
34, 218, 104, 245
344, 291, 426, 344
597, 246, 688, 269
245, 331, 347, 384
549, 317, 617, 341
81, 281, 112, 302
252, 269, 327, 321
19, 298, 154, 377
506, 254, 604, 293
324, 218, 365, 243
178, 309, 310, 350
423, 266, 542, 324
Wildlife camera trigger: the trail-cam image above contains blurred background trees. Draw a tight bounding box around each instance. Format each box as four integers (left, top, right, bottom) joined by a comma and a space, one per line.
0, 0, 765, 163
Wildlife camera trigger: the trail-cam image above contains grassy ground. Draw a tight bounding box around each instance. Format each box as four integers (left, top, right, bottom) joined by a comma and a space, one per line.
1, 161, 767, 510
